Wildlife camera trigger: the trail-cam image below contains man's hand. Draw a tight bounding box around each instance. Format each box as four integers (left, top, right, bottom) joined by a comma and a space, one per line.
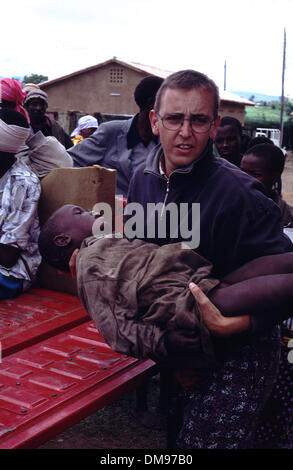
189, 282, 250, 337
68, 248, 79, 279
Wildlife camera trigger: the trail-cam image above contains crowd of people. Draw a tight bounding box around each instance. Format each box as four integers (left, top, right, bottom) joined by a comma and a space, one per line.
0, 72, 292, 449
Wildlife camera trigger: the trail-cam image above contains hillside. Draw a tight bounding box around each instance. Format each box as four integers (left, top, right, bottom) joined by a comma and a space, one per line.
231, 91, 280, 103
245, 104, 288, 126
244, 101, 293, 149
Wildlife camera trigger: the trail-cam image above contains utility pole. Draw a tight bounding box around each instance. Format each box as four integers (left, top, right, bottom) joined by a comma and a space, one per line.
224, 60, 227, 91
280, 28, 286, 147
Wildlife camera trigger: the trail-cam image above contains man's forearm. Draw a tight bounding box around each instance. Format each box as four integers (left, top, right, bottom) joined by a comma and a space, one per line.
219, 315, 251, 337
189, 282, 251, 337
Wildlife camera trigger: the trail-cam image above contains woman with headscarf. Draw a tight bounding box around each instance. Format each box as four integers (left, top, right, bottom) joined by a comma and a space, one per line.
71, 115, 99, 145
0, 78, 30, 122
0, 107, 41, 298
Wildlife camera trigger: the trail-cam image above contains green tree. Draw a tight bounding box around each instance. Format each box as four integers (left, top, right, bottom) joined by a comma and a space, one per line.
23, 74, 48, 84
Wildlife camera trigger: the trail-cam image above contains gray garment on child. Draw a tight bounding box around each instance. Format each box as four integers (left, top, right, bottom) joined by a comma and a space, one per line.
77, 236, 219, 366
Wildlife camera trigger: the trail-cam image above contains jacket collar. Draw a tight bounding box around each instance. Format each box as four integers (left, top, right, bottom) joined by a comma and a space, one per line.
144, 138, 215, 177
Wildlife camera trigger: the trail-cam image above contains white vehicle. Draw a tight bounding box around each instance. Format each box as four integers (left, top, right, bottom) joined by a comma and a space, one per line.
255, 128, 281, 147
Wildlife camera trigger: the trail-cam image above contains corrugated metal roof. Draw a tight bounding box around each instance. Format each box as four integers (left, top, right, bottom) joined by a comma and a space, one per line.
125, 60, 173, 79
219, 90, 255, 106
40, 57, 254, 106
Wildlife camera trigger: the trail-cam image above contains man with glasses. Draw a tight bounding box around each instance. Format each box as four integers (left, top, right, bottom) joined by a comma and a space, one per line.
127, 69, 290, 276
126, 69, 292, 449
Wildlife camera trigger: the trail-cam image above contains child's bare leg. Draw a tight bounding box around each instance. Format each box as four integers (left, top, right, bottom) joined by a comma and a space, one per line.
209, 273, 293, 320
133, 380, 166, 430
221, 253, 293, 285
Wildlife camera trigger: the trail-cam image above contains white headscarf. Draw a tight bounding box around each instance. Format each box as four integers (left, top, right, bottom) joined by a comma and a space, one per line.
23, 131, 73, 178
71, 115, 98, 137
0, 118, 30, 153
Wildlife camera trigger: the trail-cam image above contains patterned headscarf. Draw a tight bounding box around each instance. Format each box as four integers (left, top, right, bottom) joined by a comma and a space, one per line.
0, 78, 30, 123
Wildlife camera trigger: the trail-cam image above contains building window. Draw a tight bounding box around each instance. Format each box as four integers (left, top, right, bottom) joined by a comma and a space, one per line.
109, 68, 124, 83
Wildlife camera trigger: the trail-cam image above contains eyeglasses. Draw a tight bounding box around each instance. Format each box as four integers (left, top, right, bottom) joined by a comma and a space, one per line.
157, 113, 214, 133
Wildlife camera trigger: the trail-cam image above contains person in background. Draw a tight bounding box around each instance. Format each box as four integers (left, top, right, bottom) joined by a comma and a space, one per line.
245, 136, 283, 196
1, 81, 73, 177
71, 115, 99, 146
68, 75, 164, 198
241, 143, 293, 226
246, 135, 273, 148
0, 78, 30, 123
214, 116, 243, 167
240, 132, 251, 155
24, 89, 72, 149
0, 108, 41, 298
240, 142, 293, 449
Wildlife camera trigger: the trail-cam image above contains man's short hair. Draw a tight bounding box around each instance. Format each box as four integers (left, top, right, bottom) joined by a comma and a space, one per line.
154, 69, 220, 118
245, 143, 285, 174
219, 116, 242, 136
38, 216, 72, 272
247, 136, 273, 149
134, 75, 164, 110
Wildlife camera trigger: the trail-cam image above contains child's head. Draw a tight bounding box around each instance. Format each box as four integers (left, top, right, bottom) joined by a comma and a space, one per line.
38, 204, 97, 271
241, 143, 285, 191
246, 136, 273, 149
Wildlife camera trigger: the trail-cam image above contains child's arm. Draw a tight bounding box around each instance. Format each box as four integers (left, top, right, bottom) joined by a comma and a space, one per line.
221, 252, 293, 285
209, 273, 293, 322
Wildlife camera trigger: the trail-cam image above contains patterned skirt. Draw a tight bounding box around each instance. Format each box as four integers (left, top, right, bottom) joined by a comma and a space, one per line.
254, 322, 293, 449
173, 327, 281, 449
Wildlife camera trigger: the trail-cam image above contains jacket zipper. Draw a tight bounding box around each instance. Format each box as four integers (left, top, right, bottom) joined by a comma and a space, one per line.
160, 178, 170, 219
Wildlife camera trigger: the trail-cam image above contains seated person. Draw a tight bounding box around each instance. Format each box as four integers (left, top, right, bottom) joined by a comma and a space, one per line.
0, 108, 41, 298
38, 204, 293, 367
241, 143, 293, 226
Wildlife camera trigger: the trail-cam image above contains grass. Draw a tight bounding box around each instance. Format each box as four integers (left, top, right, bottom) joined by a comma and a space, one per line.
245, 103, 291, 127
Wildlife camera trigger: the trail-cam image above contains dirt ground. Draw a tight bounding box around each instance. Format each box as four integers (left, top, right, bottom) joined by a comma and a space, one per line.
282, 150, 293, 205
39, 151, 293, 450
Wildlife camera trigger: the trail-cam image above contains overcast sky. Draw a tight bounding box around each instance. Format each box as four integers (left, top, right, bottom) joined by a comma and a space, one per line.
2, 0, 292, 97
